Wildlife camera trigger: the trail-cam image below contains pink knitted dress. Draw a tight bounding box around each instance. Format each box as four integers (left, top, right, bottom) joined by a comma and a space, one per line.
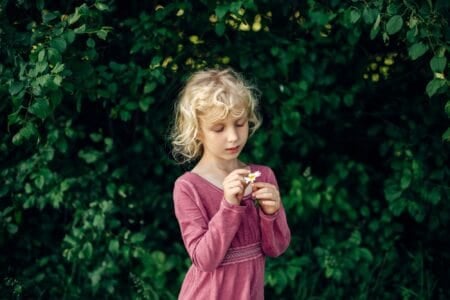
173, 164, 291, 300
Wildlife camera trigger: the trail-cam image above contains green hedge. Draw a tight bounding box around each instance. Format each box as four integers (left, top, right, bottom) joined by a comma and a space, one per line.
1, 0, 449, 299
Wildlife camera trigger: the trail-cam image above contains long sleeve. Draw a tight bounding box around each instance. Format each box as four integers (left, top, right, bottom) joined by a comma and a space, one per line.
258, 168, 291, 257
173, 179, 246, 272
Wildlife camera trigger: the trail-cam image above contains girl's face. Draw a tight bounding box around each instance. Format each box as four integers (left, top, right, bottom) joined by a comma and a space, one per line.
197, 109, 249, 163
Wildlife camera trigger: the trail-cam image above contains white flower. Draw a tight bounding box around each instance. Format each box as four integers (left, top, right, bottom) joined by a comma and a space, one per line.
244, 171, 261, 184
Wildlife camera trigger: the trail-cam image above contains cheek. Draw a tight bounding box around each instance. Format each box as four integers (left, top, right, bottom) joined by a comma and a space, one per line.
240, 126, 249, 137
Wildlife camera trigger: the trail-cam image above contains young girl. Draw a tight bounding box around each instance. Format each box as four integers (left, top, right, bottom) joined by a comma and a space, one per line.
170, 68, 291, 299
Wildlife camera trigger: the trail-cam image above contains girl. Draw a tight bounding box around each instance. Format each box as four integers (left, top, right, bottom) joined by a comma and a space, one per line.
170, 68, 291, 300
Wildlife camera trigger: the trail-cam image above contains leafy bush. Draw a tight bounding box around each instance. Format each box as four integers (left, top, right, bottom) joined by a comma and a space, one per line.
1, 0, 448, 299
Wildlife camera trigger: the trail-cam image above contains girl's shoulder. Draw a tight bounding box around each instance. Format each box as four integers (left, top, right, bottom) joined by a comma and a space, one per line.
174, 172, 200, 188
173, 171, 218, 193
248, 164, 277, 181
248, 163, 271, 172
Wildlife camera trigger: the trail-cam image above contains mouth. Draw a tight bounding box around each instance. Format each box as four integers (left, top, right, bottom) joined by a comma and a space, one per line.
226, 146, 240, 153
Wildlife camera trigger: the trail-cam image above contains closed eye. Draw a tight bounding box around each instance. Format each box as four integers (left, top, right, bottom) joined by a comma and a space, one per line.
211, 126, 224, 132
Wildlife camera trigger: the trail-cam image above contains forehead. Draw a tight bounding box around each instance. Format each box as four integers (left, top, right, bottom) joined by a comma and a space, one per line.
199, 105, 247, 125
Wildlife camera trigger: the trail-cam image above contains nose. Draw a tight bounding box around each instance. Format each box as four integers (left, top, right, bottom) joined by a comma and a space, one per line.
226, 127, 238, 143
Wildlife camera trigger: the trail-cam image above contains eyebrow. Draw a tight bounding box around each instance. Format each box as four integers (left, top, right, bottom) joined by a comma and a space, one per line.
209, 117, 246, 126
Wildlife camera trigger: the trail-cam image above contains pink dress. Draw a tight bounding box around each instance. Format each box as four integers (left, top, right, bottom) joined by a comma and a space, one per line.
173, 164, 291, 300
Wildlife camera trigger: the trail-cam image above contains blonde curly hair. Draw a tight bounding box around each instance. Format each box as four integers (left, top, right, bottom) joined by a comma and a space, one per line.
170, 68, 262, 164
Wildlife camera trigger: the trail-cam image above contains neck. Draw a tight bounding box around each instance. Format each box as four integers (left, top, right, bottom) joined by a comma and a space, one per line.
195, 156, 245, 175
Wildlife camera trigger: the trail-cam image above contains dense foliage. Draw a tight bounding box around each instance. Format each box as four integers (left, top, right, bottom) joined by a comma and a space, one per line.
1, 0, 449, 299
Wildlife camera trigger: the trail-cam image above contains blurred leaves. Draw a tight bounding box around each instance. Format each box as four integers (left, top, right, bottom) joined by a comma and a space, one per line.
0, 0, 449, 299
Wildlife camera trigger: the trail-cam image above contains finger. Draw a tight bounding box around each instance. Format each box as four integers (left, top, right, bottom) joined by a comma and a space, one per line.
226, 183, 244, 192
252, 182, 276, 190
256, 200, 280, 210
253, 186, 277, 196
254, 192, 276, 200
231, 178, 246, 189
224, 171, 250, 185
226, 187, 243, 199
257, 199, 279, 205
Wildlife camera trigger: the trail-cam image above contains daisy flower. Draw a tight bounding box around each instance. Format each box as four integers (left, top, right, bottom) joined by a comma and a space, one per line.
244, 171, 261, 184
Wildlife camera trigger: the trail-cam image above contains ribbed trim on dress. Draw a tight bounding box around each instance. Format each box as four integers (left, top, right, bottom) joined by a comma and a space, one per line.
220, 242, 263, 266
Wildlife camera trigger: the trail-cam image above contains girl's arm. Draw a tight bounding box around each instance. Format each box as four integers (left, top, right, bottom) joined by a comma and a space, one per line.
173, 179, 246, 272
258, 167, 291, 257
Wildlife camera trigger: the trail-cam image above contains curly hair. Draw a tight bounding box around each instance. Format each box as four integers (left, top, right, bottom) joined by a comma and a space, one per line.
170, 68, 262, 164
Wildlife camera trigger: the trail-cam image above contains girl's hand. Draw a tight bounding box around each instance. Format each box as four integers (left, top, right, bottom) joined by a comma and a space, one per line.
223, 169, 250, 205
251, 182, 281, 215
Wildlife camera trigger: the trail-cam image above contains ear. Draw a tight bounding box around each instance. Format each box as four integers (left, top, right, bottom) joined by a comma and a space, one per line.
196, 129, 204, 142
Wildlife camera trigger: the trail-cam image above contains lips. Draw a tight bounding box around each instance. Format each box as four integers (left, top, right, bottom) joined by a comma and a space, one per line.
226, 146, 240, 153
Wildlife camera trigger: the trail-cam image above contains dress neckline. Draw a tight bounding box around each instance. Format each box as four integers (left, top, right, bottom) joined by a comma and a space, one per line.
187, 164, 256, 199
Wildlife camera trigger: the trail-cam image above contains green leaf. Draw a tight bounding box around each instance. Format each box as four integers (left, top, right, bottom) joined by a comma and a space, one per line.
215, 22, 226, 36
7, 224, 18, 234
349, 230, 361, 245
373, 14, 381, 31
37, 0, 44, 10
362, 7, 378, 24
86, 38, 96, 48
78, 149, 101, 164
407, 201, 425, 222
442, 127, 450, 142
29, 98, 51, 119
0, 186, 9, 197
42, 11, 58, 23
350, 9, 361, 23
359, 248, 373, 262
130, 232, 146, 243
53, 75, 63, 87
9, 81, 24, 96
38, 49, 46, 62
143, 82, 157, 94
406, 28, 418, 43
96, 29, 108, 40
343, 94, 354, 106
386, 3, 399, 14
51, 63, 65, 74
95, 2, 109, 11
386, 15, 403, 35
215, 4, 229, 19
108, 239, 120, 254
139, 97, 154, 112
445, 101, 450, 116
93, 214, 105, 230
68, 10, 81, 25
74, 24, 86, 34
426, 78, 446, 97
36, 61, 48, 74
8, 110, 21, 126
400, 170, 412, 189
50, 38, 67, 52
80, 242, 93, 259
370, 23, 380, 40
384, 183, 402, 202
90, 132, 103, 142
408, 42, 429, 60
106, 183, 116, 197
430, 56, 446, 72
325, 267, 334, 278
389, 199, 406, 216
64, 30, 76, 44
12, 123, 38, 145
428, 188, 441, 205
47, 48, 62, 65
281, 111, 301, 136
34, 175, 45, 190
